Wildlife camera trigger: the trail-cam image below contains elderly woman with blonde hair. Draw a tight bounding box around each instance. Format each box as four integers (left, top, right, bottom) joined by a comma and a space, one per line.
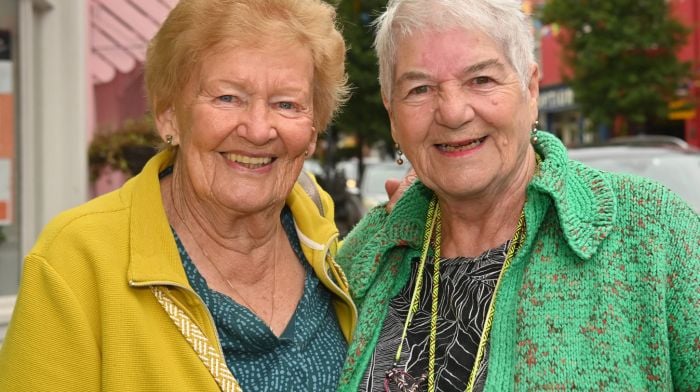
0, 1, 356, 391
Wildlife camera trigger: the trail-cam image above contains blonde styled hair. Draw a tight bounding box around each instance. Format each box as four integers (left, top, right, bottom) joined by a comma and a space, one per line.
145, 0, 349, 132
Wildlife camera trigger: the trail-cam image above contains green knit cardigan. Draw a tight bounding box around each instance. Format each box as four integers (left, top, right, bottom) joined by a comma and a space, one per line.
336, 131, 700, 391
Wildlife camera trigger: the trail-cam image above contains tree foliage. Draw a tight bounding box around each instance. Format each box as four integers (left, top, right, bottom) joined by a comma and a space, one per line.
539, 0, 691, 131
88, 116, 160, 182
334, 0, 390, 160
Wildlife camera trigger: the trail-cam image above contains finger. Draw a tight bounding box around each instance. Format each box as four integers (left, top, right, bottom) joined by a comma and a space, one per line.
385, 179, 401, 199
385, 169, 417, 213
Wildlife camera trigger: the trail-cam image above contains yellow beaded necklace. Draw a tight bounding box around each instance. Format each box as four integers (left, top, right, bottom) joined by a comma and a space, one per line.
385, 195, 527, 392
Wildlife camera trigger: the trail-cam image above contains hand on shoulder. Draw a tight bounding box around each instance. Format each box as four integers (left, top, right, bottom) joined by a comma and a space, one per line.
385, 168, 417, 213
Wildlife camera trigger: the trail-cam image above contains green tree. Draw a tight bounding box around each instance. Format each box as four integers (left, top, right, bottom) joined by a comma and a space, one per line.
333, 0, 390, 167
539, 0, 691, 134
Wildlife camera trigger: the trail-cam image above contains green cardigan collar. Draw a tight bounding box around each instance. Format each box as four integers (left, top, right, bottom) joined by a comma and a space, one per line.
342, 131, 615, 300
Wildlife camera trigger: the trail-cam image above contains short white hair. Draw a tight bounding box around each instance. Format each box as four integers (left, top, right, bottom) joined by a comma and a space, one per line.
374, 0, 535, 100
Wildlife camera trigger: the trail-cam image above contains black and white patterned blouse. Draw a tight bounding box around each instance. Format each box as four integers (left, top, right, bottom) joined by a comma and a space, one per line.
360, 241, 510, 392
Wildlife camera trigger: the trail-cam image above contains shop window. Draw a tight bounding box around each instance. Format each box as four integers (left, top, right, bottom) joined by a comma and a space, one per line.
0, 1, 20, 297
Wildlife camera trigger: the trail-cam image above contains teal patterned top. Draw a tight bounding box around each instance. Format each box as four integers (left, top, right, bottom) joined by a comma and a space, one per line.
173, 206, 347, 391
336, 131, 700, 391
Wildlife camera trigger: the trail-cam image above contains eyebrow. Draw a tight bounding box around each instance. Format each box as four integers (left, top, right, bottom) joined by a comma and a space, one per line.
395, 58, 507, 87
463, 59, 505, 75
395, 71, 431, 87
197, 78, 242, 94
199, 78, 310, 96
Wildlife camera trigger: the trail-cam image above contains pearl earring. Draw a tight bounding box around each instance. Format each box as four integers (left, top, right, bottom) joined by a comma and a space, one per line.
530, 121, 540, 145
395, 143, 404, 165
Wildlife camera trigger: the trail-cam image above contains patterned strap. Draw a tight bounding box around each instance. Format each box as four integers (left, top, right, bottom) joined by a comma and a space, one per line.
152, 287, 242, 392
330, 256, 350, 289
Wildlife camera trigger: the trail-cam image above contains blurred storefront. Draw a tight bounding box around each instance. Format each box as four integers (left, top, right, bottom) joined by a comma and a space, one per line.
90, 0, 175, 130
538, 85, 591, 147
530, 0, 700, 148
0, 0, 89, 343
89, 0, 175, 195
672, 0, 700, 147
0, 0, 177, 344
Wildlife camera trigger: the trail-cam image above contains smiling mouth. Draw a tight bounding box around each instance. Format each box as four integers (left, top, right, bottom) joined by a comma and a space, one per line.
436, 136, 487, 152
224, 153, 275, 169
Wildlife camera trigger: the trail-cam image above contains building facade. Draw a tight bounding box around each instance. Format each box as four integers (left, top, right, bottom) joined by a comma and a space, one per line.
1, 0, 90, 341
531, 0, 700, 148
672, 0, 700, 147
0, 0, 176, 343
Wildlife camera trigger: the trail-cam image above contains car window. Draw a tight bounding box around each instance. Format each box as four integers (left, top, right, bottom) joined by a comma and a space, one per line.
570, 149, 700, 212
360, 163, 411, 210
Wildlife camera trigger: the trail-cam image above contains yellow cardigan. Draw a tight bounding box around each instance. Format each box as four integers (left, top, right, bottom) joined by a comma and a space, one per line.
0, 149, 356, 391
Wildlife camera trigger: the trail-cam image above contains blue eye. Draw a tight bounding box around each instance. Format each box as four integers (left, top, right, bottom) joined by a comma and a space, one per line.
278, 102, 295, 110
218, 95, 234, 103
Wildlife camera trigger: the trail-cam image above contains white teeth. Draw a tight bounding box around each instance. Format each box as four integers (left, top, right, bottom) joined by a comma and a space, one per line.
226, 153, 273, 168
439, 138, 484, 152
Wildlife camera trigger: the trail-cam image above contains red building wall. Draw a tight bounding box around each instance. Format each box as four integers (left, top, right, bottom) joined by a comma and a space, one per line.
671, 0, 700, 147
535, 0, 700, 147
539, 26, 566, 86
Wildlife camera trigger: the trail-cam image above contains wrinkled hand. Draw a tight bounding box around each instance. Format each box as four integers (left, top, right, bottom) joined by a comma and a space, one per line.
385, 168, 417, 213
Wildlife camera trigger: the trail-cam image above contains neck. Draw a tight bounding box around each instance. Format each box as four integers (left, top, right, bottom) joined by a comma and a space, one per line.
163, 174, 285, 282
439, 199, 524, 258
163, 169, 307, 337
437, 149, 536, 257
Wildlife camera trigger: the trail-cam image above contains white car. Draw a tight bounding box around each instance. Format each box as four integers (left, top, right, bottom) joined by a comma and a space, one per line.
568, 144, 700, 212
360, 161, 412, 211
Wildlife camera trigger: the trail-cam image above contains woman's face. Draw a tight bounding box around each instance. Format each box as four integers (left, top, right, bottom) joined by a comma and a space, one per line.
386, 28, 538, 203
161, 41, 316, 214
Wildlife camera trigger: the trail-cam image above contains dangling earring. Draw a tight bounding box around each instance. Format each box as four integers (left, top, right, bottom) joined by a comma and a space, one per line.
165, 135, 174, 146
530, 120, 540, 145
395, 143, 404, 165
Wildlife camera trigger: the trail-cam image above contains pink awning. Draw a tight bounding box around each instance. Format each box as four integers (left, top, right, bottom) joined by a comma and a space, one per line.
90, 0, 177, 84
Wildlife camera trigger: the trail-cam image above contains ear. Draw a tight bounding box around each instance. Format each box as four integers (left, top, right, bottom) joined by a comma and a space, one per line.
389, 122, 400, 146
527, 64, 540, 121
155, 107, 180, 145
306, 126, 318, 157
382, 92, 399, 142
382, 92, 392, 118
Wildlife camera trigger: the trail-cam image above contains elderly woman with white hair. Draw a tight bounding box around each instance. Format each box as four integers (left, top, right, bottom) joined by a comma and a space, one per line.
336, 0, 700, 391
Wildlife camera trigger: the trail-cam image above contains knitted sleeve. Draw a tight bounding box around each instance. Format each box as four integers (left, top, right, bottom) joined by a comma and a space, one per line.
662, 194, 700, 389
336, 205, 390, 302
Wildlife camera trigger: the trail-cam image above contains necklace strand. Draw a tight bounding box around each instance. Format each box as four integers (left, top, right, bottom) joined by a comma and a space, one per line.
169, 180, 276, 328
389, 195, 526, 392
464, 209, 526, 392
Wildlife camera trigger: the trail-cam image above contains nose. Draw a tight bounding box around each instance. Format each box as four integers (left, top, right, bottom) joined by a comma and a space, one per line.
236, 99, 277, 145
434, 85, 474, 129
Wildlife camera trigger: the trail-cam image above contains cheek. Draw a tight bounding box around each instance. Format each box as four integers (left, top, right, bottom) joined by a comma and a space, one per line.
392, 105, 432, 142
281, 122, 315, 154
188, 110, 236, 147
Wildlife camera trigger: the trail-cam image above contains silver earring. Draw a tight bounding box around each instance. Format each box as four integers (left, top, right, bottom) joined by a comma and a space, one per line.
530, 121, 539, 145
165, 135, 174, 145
304, 150, 309, 157
395, 143, 404, 165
